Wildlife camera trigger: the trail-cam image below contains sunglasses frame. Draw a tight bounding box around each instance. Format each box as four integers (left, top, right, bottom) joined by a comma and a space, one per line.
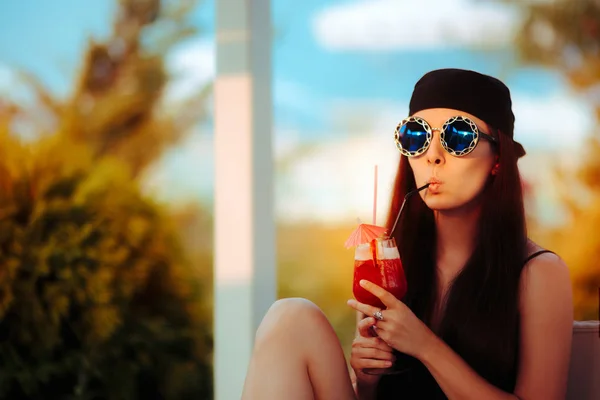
393, 115, 497, 158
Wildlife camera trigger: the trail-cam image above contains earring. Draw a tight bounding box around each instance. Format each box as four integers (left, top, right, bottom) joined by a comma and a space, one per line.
491, 163, 500, 175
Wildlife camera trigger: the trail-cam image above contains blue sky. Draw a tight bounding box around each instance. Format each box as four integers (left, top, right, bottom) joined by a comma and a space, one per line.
0, 1, 567, 104
0, 0, 585, 137
0, 0, 594, 224
273, 0, 568, 135
0, 0, 116, 97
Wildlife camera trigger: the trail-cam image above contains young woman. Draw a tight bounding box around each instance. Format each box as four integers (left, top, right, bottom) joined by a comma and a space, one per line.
241, 69, 573, 400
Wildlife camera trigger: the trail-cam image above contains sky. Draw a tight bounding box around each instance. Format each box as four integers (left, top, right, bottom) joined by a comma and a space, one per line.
0, 0, 594, 225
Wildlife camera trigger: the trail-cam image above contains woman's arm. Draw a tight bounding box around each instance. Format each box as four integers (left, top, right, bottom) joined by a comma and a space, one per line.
513, 254, 573, 399
419, 254, 573, 400
420, 335, 520, 400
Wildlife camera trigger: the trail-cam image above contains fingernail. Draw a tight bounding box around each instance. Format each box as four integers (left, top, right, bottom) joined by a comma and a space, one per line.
367, 317, 374, 324
360, 280, 366, 287
386, 361, 393, 367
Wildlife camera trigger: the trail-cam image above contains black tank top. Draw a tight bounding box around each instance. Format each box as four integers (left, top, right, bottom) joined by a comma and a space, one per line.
375, 250, 555, 399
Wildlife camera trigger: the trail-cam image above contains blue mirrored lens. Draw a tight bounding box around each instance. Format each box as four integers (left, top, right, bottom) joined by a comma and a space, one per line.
399, 122, 428, 153
444, 120, 476, 153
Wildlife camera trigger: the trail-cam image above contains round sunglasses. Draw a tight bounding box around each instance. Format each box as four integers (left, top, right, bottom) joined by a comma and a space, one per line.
393, 116, 497, 158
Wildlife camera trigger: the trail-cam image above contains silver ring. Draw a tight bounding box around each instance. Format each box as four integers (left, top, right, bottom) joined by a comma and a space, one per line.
373, 310, 384, 321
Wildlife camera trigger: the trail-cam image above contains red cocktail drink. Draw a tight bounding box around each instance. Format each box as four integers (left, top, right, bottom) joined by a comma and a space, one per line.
353, 237, 413, 375
353, 237, 407, 308
346, 182, 429, 376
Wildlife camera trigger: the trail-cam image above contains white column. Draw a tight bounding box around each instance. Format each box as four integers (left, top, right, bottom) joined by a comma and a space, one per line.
214, 1, 275, 399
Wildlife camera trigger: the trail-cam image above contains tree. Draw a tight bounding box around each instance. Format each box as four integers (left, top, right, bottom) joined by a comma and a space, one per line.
512, 0, 600, 320
0, 0, 213, 398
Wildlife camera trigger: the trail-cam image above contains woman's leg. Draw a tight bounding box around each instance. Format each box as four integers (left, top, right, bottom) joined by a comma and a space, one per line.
241, 298, 357, 400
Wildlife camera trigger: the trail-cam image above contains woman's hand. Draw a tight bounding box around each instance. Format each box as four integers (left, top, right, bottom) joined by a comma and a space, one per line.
347, 279, 436, 360
350, 314, 395, 388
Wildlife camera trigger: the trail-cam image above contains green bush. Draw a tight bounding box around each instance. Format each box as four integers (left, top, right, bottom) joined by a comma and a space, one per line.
0, 139, 212, 399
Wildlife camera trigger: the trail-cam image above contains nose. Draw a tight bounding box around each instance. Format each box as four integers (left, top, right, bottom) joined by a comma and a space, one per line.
426, 129, 445, 166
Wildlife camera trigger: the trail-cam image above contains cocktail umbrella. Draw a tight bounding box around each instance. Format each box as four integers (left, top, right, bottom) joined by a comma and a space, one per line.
344, 223, 387, 249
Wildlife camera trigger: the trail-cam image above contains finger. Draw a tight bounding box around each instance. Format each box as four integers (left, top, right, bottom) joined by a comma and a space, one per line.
372, 336, 394, 352
357, 317, 377, 337
358, 280, 399, 309
353, 347, 396, 361
369, 327, 392, 346
357, 359, 394, 369
347, 299, 380, 321
357, 367, 388, 375
353, 336, 394, 353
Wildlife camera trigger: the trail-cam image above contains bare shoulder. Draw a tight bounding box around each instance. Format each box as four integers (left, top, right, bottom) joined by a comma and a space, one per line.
520, 247, 572, 314
520, 247, 571, 293
522, 239, 569, 281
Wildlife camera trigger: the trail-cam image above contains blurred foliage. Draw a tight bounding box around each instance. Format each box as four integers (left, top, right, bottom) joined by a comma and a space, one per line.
512, 0, 600, 320
0, 0, 213, 398
277, 224, 357, 359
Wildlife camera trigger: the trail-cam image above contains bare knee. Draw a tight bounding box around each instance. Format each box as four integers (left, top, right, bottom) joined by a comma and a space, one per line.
255, 298, 327, 344
265, 298, 323, 320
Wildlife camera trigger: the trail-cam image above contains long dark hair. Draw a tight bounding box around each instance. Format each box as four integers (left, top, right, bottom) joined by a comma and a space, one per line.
384, 128, 527, 391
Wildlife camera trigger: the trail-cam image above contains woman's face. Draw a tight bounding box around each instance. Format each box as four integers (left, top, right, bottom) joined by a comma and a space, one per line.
407, 108, 497, 212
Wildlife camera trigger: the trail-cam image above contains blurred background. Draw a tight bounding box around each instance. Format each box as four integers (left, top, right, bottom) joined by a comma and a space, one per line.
0, 0, 598, 398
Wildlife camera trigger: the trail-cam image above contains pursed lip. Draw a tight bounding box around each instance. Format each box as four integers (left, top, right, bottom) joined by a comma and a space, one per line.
427, 177, 443, 185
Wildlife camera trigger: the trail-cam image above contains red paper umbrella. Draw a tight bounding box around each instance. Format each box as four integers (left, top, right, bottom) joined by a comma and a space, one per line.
344, 223, 387, 249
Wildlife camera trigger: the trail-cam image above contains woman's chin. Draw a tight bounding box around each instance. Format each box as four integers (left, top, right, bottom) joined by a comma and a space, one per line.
423, 198, 449, 211
423, 197, 462, 211
424, 195, 481, 213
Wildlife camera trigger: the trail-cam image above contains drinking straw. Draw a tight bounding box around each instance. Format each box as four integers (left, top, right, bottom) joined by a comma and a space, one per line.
389, 183, 430, 236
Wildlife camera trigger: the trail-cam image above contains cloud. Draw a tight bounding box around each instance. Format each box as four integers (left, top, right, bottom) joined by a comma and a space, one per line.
513, 94, 595, 150
0, 64, 14, 89
276, 131, 401, 224
142, 130, 214, 203
0, 63, 36, 105
312, 0, 520, 51
164, 38, 214, 102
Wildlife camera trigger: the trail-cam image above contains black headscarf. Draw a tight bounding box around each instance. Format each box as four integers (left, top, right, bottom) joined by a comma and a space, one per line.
409, 68, 526, 157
